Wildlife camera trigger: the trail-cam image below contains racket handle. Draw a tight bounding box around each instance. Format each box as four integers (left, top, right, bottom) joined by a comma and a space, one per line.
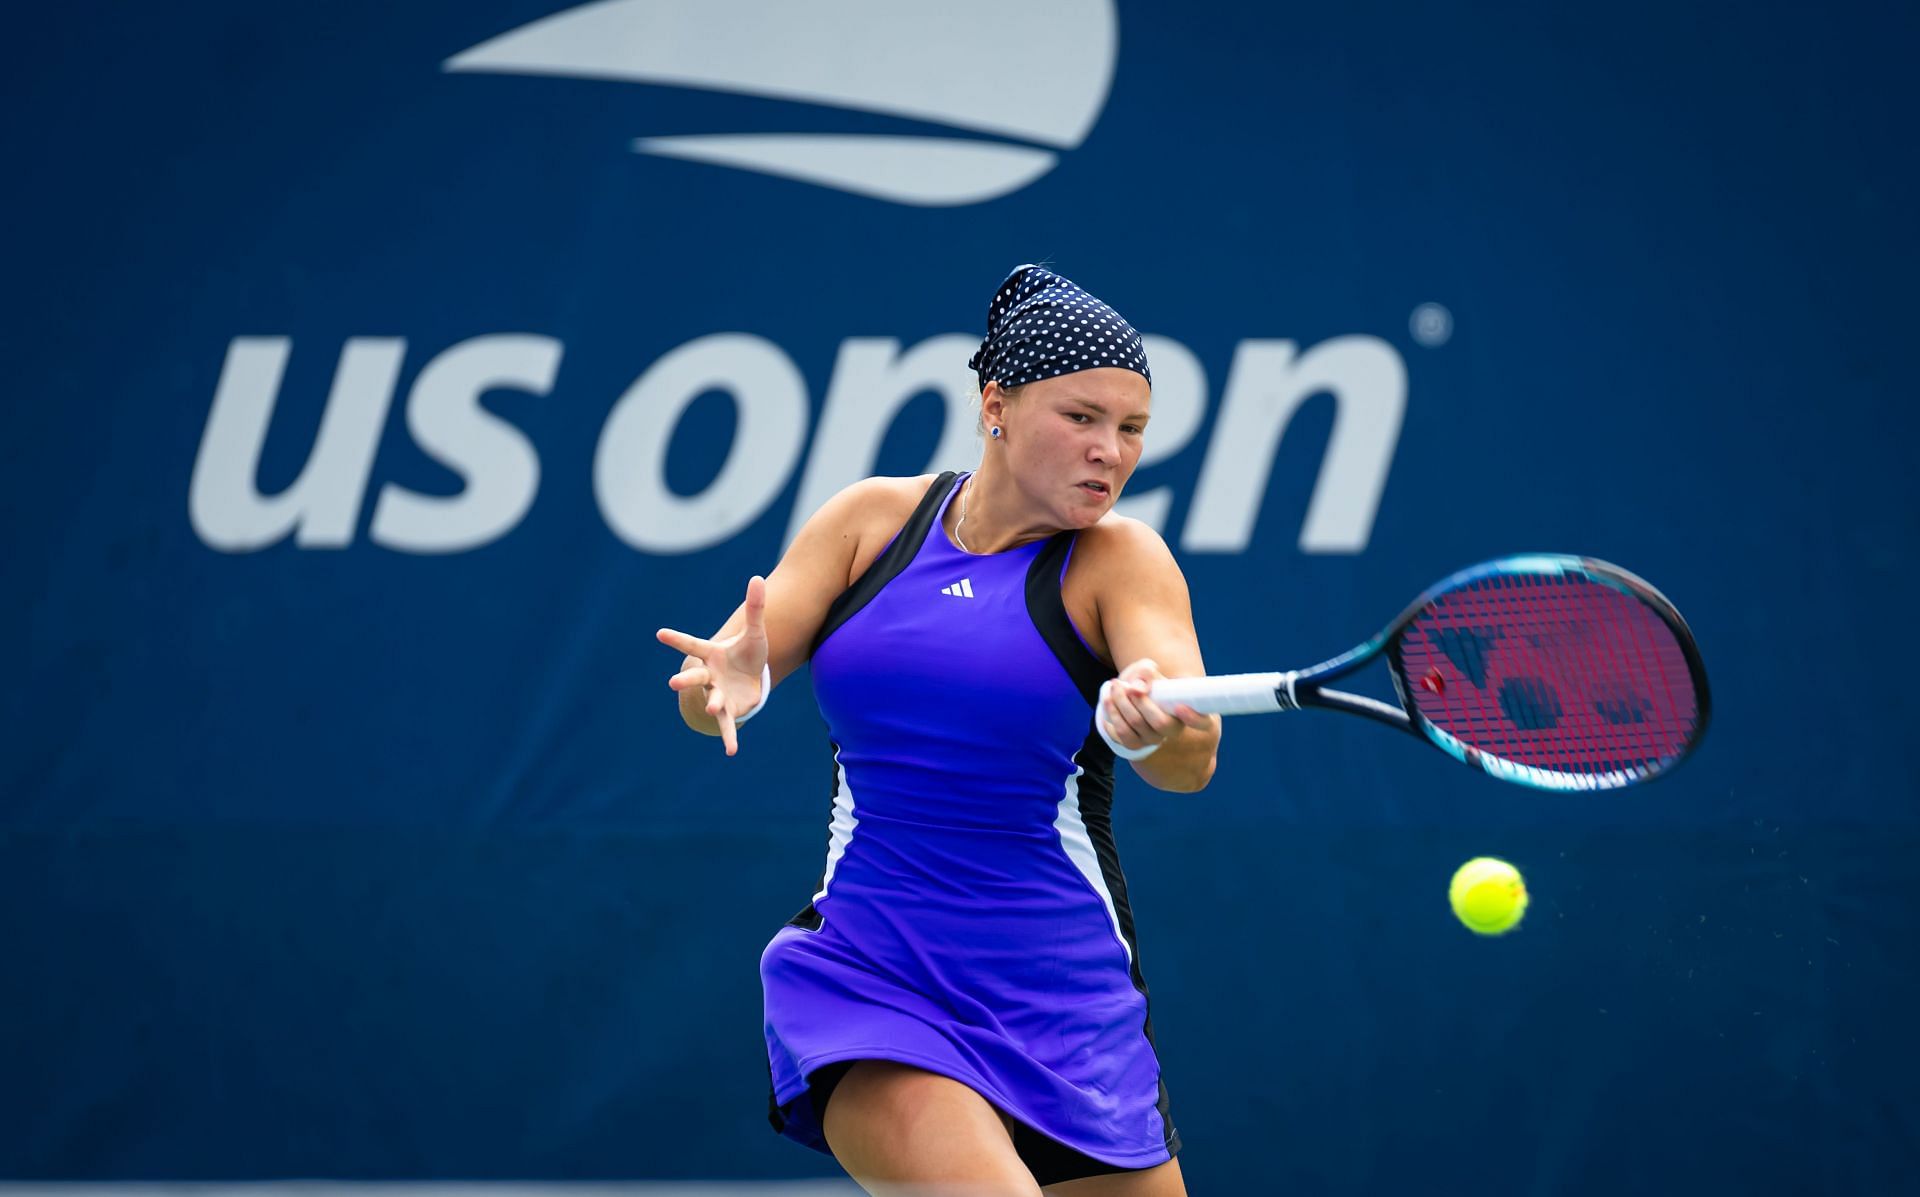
1149, 672, 1294, 716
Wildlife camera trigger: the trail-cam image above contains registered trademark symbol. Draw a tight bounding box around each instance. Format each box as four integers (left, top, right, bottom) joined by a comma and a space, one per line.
1410, 302, 1453, 348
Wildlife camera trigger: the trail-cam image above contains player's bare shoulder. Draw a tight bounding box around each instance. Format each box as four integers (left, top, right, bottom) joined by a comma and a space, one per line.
842, 474, 935, 537
795, 474, 927, 540
1078, 508, 1184, 582
857, 473, 939, 514
1059, 511, 1189, 665
822, 474, 939, 588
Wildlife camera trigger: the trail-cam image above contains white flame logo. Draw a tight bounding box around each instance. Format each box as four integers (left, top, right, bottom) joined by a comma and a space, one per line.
444, 0, 1119, 206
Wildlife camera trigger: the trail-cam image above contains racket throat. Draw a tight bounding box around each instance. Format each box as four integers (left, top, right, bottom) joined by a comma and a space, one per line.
1297, 680, 1417, 732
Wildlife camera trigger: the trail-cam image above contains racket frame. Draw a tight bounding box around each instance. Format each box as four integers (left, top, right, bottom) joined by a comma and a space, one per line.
1158, 554, 1712, 791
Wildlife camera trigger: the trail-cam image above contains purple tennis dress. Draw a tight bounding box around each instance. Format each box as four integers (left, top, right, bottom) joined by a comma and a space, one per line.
761, 472, 1178, 1171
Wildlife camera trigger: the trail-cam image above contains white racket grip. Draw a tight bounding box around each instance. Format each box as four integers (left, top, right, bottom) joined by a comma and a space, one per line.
1149, 672, 1294, 716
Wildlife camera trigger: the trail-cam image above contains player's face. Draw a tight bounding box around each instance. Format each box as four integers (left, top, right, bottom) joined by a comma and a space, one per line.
994, 367, 1151, 527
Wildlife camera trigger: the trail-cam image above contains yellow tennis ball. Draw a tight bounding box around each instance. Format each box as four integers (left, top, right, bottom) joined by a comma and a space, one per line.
1449, 857, 1528, 935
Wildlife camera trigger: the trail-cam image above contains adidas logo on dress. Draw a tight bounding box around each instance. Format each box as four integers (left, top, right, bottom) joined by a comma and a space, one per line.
940, 578, 976, 598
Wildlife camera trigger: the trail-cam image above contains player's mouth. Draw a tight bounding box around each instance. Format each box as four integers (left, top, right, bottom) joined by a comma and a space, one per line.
1077, 480, 1111, 497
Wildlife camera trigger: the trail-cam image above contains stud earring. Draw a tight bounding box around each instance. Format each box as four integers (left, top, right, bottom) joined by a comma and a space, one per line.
989, 426, 1002, 439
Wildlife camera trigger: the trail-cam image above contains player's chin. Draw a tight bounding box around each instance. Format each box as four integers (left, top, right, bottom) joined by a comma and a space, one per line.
1068, 481, 1117, 520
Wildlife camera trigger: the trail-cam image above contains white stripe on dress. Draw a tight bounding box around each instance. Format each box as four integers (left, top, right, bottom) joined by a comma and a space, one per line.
812, 750, 858, 906
1053, 761, 1132, 964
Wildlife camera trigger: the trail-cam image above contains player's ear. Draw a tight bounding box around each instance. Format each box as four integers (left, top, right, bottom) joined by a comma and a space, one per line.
980, 380, 1019, 430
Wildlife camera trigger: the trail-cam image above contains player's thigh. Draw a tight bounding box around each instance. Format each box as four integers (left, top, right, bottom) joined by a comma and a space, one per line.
821, 1060, 1042, 1195
1043, 1157, 1187, 1197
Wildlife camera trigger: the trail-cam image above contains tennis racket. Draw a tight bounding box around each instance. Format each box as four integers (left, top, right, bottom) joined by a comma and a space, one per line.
1153, 555, 1710, 790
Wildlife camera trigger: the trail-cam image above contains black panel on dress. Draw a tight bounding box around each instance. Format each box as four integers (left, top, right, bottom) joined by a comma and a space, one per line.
808, 472, 958, 657
1023, 530, 1115, 706
1070, 724, 1181, 1155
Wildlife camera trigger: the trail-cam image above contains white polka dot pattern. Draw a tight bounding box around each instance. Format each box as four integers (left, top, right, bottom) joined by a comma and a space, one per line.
966, 264, 1152, 389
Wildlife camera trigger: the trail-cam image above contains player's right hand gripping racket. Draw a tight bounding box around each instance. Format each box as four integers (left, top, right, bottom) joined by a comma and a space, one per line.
1153, 555, 1710, 790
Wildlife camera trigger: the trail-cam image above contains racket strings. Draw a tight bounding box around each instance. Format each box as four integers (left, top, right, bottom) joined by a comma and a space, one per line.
1400, 573, 1700, 782
1520, 572, 1691, 775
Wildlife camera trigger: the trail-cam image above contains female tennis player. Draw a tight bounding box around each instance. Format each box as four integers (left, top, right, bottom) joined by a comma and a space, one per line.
658, 265, 1219, 1196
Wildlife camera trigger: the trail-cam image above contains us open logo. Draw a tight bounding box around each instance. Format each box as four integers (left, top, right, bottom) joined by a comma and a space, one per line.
443, 0, 1119, 206
190, 0, 1413, 560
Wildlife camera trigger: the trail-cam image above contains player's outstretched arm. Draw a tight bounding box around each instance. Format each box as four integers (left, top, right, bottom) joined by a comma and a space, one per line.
1088, 520, 1220, 792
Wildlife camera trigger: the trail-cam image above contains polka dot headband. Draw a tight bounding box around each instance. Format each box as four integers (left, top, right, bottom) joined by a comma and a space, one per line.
967, 264, 1151, 390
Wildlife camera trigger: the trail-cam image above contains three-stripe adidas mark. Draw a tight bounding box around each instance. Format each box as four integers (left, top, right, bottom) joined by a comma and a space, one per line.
940, 578, 976, 598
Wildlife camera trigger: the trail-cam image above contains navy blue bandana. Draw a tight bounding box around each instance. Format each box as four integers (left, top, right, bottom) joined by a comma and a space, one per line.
967, 265, 1151, 390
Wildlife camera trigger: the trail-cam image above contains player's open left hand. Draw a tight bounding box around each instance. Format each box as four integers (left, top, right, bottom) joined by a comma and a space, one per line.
657, 574, 770, 756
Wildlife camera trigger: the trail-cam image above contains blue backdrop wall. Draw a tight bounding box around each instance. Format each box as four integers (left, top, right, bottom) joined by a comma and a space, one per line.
4, 1, 1916, 1192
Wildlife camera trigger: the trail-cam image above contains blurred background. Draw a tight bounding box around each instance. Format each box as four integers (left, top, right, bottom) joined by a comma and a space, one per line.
3, 1, 1916, 1193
